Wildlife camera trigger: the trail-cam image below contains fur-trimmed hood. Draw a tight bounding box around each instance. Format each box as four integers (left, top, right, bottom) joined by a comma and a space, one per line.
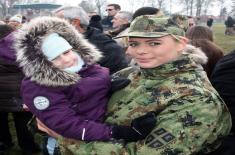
182, 44, 208, 65
14, 16, 102, 87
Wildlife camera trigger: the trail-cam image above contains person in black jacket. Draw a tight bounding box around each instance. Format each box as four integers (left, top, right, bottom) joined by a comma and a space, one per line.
89, 14, 103, 32
210, 49, 235, 155
101, 4, 121, 30
206, 16, 214, 28
211, 50, 235, 134
0, 24, 40, 154
225, 16, 235, 35
53, 6, 128, 74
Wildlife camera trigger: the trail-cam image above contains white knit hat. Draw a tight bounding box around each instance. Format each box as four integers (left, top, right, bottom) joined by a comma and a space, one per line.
42, 33, 72, 61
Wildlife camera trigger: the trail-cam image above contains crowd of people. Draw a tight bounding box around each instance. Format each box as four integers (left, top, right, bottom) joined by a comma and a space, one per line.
0, 3, 235, 155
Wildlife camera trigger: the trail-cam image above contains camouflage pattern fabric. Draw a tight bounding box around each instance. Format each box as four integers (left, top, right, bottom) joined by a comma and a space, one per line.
115, 15, 187, 40
58, 51, 231, 155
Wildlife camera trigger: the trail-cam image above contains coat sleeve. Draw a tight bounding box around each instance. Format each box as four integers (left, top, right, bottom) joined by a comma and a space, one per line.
0, 32, 17, 65
22, 83, 112, 142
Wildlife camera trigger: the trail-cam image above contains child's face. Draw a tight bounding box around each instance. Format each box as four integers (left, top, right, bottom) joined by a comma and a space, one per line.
127, 35, 186, 68
51, 49, 78, 69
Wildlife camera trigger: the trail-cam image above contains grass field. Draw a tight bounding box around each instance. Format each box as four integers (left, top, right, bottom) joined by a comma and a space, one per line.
213, 23, 235, 54
5, 23, 235, 155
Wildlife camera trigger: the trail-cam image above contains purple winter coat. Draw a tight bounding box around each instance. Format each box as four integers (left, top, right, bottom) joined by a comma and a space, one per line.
0, 32, 17, 65
14, 17, 114, 141
22, 64, 112, 141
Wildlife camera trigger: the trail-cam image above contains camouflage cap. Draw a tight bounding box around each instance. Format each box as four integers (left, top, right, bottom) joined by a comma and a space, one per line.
116, 15, 187, 39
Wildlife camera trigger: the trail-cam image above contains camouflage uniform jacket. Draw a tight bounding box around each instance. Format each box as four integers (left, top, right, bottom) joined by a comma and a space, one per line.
59, 45, 231, 155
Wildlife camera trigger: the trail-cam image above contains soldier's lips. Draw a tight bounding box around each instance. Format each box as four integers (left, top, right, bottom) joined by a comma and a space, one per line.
136, 58, 152, 63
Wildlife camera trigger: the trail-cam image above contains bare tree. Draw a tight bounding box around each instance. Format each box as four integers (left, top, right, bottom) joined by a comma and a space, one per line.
0, 0, 19, 16
141, 0, 147, 6
156, 0, 165, 9
220, 7, 227, 20
147, 0, 165, 9
203, 0, 215, 15
217, 0, 226, 16
126, 0, 147, 13
180, 0, 194, 15
94, 0, 107, 16
195, 0, 203, 16
127, 0, 135, 13
232, 0, 235, 15
190, 0, 194, 15
79, 0, 96, 13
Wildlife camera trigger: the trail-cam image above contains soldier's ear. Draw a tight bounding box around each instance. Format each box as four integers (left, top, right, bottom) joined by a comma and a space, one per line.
179, 37, 189, 45
175, 37, 188, 52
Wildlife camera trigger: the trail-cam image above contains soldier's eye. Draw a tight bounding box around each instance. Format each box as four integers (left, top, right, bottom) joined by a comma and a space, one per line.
129, 42, 138, 47
149, 42, 160, 46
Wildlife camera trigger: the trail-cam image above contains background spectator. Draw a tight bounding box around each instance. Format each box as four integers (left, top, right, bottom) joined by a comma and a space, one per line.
89, 15, 103, 32
207, 16, 214, 28
0, 24, 40, 155
109, 11, 132, 47
186, 25, 214, 42
190, 39, 224, 78
186, 25, 223, 78
188, 16, 195, 28
225, 16, 235, 35
101, 4, 121, 30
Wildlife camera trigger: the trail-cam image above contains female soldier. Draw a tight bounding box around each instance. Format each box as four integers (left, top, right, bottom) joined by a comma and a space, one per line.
40, 15, 231, 155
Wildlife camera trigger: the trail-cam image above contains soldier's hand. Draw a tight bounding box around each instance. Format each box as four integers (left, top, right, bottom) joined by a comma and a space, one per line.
111, 125, 145, 142
111, 112, 156, 142
131, 112, 157, 138
109, 77, 130, 94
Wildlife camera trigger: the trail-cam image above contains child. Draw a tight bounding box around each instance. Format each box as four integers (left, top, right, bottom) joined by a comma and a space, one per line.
14, 17, 156, 154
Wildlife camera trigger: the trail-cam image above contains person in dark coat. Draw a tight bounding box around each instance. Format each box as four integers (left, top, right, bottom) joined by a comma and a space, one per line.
210, 50, 235, 155
0, 24, 40, 154
211, 50, 235, 133
89, 15, 103, 32
101, 4, 121, 30
225, 16, 235, 35
207, 16, 214, 28
53, 6, 128, 75
14, 16, 155, 154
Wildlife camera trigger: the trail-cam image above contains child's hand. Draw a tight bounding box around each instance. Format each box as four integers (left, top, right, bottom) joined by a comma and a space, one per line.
22, 104, 29, 111
36, 118, 60, 138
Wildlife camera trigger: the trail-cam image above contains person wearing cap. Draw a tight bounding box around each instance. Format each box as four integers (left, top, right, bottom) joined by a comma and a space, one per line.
8, 14, 23, 30
14, 16, 156, 155
56, 15, 231, 155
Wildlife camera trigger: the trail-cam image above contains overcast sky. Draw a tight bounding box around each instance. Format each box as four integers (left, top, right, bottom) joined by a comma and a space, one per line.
54, 0, 232, 16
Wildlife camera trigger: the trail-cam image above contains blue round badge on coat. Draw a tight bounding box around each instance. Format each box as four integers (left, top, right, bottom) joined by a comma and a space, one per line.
33, 96, 50, 110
